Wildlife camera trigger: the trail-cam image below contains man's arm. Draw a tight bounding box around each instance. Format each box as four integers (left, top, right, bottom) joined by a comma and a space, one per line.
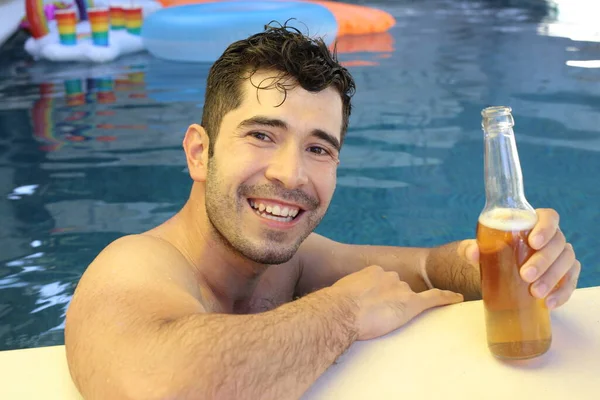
424, 241, 481, 300
65, 235, 357, 400
297, 209, 580, 306
66, 235, 463, 400
296, 233, 481, 300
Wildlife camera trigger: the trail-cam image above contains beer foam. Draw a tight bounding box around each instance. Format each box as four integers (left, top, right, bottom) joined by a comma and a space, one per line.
479, 208, 537, 232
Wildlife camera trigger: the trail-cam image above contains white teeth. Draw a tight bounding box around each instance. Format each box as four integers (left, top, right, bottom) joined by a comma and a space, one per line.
250, 200, 300, 219
254, 209, 293, 222
267, 214, 292, 222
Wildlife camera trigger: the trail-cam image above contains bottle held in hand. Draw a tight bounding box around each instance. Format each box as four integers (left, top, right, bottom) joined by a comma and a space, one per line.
477, 106, 551, 360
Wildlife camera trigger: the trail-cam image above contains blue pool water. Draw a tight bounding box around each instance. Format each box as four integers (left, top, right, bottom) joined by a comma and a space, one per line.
1, 0, 599, 351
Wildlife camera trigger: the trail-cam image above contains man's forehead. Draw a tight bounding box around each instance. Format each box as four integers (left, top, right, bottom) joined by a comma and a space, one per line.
239, 71, 301, 107
244, 69, 296, 89
216, 69, 344, 140
237, 70, 340, 107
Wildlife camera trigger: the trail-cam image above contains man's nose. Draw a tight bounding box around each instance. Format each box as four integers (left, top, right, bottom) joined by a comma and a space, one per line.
264, 144, 309, 190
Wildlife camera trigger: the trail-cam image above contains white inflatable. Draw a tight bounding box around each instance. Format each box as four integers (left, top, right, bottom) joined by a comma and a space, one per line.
24, 1, 162, 63
25, 20, 145, 63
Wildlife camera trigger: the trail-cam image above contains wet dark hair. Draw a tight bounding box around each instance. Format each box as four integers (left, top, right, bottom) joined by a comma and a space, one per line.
201, 22, 356, 157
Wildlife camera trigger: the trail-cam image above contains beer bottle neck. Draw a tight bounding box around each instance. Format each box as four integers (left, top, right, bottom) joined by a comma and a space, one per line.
483, 124, 531, 210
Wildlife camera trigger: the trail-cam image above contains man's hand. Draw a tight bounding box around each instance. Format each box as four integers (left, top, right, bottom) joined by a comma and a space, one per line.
460, 208, 581, 310
331, 265, 464, 340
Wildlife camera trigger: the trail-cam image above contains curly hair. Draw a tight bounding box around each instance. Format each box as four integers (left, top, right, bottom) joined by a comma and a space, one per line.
201, 23, 356, 157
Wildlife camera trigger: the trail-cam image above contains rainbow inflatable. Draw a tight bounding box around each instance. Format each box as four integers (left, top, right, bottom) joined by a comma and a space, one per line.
25, 0, 50, 39
23, 0, 162, 63
23, 0, 394, 63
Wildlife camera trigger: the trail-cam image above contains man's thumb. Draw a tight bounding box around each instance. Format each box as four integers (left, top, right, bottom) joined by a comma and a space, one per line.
459, 239, 479, 267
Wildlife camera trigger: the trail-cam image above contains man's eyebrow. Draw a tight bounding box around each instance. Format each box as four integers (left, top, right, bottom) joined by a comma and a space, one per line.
238, 116, 288, 130
311, 129, 341, 152
238, 116, 341, 152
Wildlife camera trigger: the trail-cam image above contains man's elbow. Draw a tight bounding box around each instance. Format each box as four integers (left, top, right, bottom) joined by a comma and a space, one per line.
119, 373, 236, 400
68, 368, 199, 400
80, 361, 233, 400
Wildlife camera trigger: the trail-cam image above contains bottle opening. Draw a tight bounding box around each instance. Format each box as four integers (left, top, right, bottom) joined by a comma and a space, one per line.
481, 106, 512, 118
481, 106, 514, 133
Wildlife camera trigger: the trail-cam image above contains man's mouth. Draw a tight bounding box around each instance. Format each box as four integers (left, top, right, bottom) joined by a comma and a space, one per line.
247, 199, 304, 223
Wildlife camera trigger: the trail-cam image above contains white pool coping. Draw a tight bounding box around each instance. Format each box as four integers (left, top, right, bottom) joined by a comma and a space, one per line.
0, 286, 598, 399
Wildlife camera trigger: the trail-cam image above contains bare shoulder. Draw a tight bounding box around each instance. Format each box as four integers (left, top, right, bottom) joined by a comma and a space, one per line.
65, 234, 206, 394
66, 234, 205, 336
73, 234, 201, 299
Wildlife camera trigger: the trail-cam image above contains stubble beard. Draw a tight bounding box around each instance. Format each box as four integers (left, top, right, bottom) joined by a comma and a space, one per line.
204, 158, 325, 265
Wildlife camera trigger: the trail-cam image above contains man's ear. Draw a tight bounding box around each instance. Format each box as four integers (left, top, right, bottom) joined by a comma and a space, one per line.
183, 124, 210, 182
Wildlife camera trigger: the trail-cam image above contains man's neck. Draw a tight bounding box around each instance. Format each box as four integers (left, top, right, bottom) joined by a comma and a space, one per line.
147, 184, 268, 312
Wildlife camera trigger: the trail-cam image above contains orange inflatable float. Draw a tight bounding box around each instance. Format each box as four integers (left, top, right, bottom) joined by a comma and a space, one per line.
156, 0, 396, 36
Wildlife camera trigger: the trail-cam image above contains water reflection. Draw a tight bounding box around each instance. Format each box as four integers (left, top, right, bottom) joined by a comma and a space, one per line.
537, 0, 600, 43
29, 73, 152, 154
566, 60, 600, 69
339, 145, 442, 169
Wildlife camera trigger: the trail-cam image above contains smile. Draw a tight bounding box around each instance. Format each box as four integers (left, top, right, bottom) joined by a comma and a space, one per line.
247, 199, 304, 223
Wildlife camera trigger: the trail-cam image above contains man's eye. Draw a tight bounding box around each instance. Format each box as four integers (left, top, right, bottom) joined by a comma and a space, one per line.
307, 146, 330, 156
250, 132, 271, 142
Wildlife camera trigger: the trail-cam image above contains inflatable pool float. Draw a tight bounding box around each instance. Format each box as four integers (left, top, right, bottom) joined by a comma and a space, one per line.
157, 0, 395, 36
142, 1, 338, 62
142, 0, 395, 63
23, 0, 162, 63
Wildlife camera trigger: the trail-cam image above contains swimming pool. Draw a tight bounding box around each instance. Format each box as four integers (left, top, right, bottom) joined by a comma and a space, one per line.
1, 0, 599, 351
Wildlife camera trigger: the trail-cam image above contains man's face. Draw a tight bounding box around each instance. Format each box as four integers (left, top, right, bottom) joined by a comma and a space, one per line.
204, 71, 343, 264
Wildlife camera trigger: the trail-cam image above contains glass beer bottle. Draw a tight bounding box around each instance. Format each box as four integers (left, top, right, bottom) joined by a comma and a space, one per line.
476, 106, 552, 359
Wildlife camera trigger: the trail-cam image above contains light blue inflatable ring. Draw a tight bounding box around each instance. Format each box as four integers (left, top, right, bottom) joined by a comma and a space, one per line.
142, 1, 338, 63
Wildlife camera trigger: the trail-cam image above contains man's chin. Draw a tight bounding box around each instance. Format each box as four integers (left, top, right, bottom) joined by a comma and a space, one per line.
242, 246, 297, 265
237, 237, 301, 265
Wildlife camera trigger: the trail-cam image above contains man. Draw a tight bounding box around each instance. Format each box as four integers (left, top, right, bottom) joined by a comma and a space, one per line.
65, 26, 580, 399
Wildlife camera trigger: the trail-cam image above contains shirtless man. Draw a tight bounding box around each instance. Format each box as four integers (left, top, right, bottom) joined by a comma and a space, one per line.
65, 26, 581, 400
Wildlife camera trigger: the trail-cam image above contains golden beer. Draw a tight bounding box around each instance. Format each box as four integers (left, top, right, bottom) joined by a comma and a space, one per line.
477, 208, 551, 359
478, 106, 552, 359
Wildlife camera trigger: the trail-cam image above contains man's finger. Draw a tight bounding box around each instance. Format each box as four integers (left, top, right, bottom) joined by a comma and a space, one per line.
529, 209, 560, 250
466, 242, 479, 266
458, 239, 479, 267
545, 260, 581, 310
529, 243, 575, 298
520, 230, 566, 283
417, 289, 464, 311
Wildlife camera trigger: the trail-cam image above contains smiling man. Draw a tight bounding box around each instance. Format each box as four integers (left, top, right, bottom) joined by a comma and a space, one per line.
65, 26, 581, 400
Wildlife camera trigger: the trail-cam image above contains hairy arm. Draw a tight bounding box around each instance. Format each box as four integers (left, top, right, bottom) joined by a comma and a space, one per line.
296, 233, 481, 300
425, 241, 481, 300
65, 235, 357, 400
152, 292, 356, 399
296, 233, 431, 295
